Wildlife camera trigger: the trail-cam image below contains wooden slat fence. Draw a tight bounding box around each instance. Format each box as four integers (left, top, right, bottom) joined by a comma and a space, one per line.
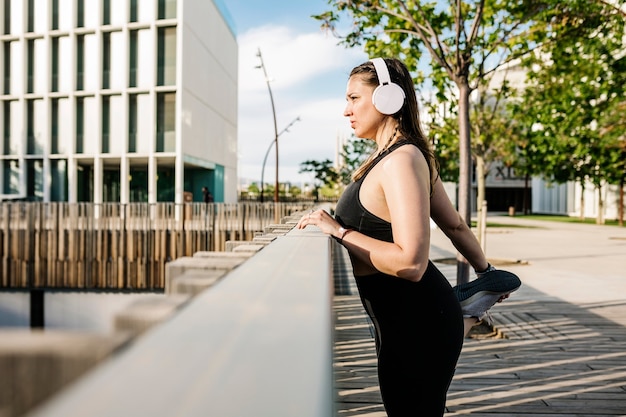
0, 202, 312, 291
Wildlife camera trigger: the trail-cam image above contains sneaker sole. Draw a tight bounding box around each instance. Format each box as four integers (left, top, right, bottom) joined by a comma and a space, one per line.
454, 269, 521, 307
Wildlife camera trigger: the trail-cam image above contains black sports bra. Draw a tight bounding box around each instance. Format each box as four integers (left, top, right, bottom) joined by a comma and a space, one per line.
334, 139, 416, 243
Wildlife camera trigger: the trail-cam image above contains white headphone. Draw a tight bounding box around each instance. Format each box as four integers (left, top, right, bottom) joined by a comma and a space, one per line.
370, 58, 406, 115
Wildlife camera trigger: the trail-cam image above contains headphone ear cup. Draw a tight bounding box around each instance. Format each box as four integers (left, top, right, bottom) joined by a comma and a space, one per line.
372, 83, 405, 115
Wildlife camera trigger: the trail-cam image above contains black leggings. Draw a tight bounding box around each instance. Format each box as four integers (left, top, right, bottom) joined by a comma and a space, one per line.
355, 261, 464, 416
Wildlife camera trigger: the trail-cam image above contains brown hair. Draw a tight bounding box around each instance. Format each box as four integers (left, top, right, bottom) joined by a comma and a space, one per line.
350, 58, 437, 186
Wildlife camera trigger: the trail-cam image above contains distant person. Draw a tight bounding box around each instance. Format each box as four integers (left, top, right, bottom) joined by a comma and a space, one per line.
202, 186, 214, 203
297, 57, 520, 416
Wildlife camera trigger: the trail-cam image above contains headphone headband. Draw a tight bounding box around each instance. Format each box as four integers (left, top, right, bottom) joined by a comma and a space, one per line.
370, 58, 405, 115
371, 58, 393, 87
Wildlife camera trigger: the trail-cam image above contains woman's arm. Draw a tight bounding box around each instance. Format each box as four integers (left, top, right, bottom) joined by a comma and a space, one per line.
296, 146, 432, 282
429, 176, 490, 272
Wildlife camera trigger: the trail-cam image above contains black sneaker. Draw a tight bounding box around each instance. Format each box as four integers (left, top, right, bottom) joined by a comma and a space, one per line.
453, 269, 521, 319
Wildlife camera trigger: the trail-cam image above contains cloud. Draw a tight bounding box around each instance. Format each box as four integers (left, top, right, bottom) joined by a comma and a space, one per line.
237, 25, 367, 186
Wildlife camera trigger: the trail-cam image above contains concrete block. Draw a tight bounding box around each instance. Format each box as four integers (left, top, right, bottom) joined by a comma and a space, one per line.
252, 236, 276, 244
165, 256, 248, 292
169, 270, 225, 296
113, 295, 189, 336
225, 240, 268, 252
263, 224, 294, 234
0, 330, 128, 417
193, 251, 254, 260
232, 244, 265, 253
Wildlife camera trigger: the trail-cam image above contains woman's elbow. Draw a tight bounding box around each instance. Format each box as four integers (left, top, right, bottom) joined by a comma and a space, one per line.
397, 262, 429, 282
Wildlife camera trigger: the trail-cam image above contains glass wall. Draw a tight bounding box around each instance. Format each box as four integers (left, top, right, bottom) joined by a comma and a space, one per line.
103, 169, 120, 202
109, 31, 125, 90
7, 0, 23, 36
83, 96, 98, 154
2, 160, 20, 194
26, 99, 45, 155
156, 92, 175, 152
57, 36, 72, 92
136, 29, 154, 88
84, 34, 98, 91
157, 27, 176, 86
129, 93, 151, 153
9, 41, 22, 95
30, 0, 48, 33
51, 97, 72, 154
158, 0, 176, 20
50, 159, 68, 201
57, 0, 73, 31
129, 168, 148, 202
5, 100, 20, 155
26, 159, 43, 200
31, 38, 46, 94
102, 95, 125, 154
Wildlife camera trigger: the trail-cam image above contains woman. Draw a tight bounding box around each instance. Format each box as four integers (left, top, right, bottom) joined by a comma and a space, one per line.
296, 58, 519, 416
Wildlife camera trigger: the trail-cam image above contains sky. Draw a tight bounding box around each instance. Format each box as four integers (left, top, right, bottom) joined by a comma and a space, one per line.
223, 0, 369, 188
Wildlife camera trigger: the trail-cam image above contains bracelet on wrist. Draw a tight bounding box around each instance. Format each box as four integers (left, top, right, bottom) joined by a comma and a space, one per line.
337, 227, 353, 244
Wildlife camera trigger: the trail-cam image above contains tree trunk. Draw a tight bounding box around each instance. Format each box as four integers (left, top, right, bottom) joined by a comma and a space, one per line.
475, 155, 487, 248
617, 178, 624, 226
596, 183, 605, 225
456, 81, 473, 285
579, 182, 585, 220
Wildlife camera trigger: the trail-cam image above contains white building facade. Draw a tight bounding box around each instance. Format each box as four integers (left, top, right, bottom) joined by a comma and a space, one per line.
0, 0, 238, 203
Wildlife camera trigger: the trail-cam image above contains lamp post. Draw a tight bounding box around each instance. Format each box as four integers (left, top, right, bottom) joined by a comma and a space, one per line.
255, 48, 280, 203
260, 117, 301, 203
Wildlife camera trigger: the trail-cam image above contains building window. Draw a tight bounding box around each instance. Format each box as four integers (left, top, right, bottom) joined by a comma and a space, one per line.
76, 97, 84, 153
103, 33, 110, 89
128, 94, 137, 152
131, 93, 150, 153
2, 160, 20, 194
51, 99, 58, 153
76, 35, 84, 90
157, 27, 176, 86
27, 0, 35, 33
156, 92, 175, 152
158, 0, 176, 20
51, 37, 59, 92
26, 159, 44, 200
3, 100, 19, 155
3, 42, 10, 95
77, 0, 84, 28
3, 0, 10, 34
129, 168, 148, 202
51, 97, 71, 154
2, 101, 10, 155
27, 100, 44, 155
130, 0, 138, 22
56, 0, 73, 31
103, 0, 111, 25
50, 159, 68, 201
27, 40, 34, 93
103, 169, 120, 202
129, 30, 137, 87
102, 96, 109, 153
52, 0, 59, 30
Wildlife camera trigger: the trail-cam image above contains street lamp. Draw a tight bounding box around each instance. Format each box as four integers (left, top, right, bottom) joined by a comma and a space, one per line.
260, 117, 301, 203
255, 48, 280, 203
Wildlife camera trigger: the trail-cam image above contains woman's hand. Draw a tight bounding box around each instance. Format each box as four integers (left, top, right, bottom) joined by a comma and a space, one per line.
296, 209, 343, 239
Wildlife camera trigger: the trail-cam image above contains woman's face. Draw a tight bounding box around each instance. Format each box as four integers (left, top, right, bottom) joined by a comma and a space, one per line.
344, 75, 385, 140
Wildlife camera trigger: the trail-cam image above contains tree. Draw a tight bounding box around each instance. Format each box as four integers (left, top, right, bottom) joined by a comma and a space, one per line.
299, 159, 341, 200
511, 3, 626, 223
314, 0, 600, 282
337, 137, 378, 185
